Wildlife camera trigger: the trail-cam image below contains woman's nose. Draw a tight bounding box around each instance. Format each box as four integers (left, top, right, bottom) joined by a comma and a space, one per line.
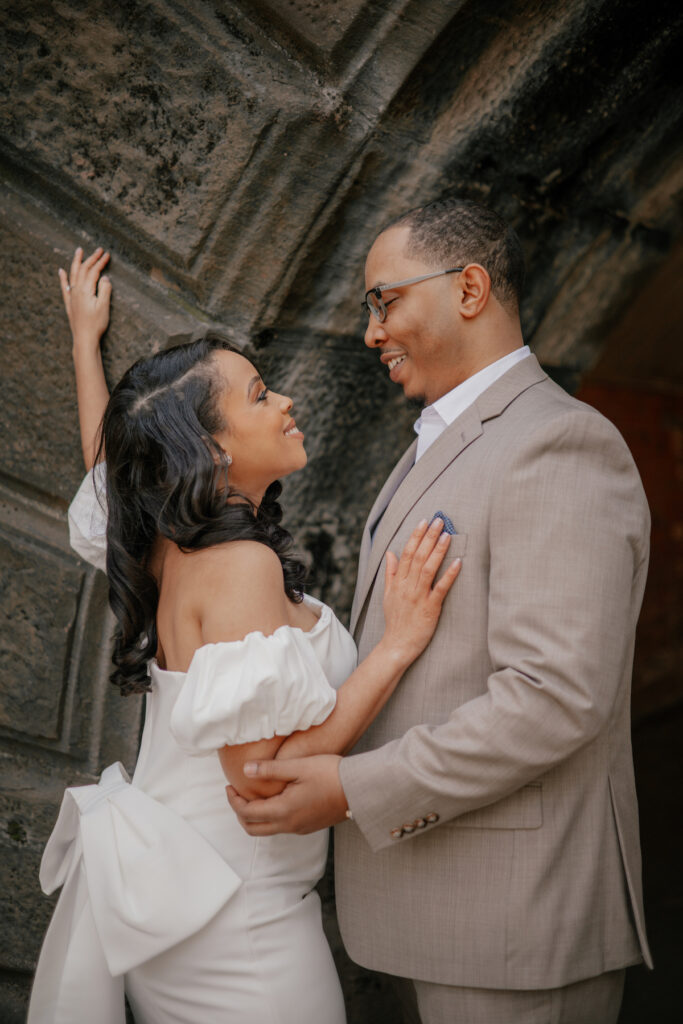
278, 393, 293, 412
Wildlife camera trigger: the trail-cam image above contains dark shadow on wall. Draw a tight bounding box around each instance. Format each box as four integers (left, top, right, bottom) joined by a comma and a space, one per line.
619, 706, 683, 1024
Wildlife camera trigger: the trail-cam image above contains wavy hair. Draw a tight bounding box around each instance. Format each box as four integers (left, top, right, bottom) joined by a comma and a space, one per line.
99, 333, 306, 695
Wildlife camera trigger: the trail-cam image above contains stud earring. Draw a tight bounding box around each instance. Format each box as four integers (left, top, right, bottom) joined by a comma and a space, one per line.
224, 454, 232, 466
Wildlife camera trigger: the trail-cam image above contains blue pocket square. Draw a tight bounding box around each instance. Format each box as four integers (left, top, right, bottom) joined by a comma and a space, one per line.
429, 511, 457, 534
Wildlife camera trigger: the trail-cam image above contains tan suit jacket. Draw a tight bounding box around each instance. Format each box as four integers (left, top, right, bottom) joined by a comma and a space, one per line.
336, 354, 652, 990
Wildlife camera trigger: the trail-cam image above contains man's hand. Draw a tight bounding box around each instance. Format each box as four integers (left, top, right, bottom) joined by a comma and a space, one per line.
225, 755, 348, 836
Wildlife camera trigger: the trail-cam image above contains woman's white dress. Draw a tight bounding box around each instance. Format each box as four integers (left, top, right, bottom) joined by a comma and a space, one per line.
28, 467, 356, 1024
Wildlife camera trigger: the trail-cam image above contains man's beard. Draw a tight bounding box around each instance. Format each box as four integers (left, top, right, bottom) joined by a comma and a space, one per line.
406, 396, 425, 411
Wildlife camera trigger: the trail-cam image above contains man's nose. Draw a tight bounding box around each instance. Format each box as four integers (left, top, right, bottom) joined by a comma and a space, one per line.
364, 316, 388, 349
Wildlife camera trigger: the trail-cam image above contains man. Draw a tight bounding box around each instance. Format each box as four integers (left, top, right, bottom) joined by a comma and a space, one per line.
228, 198, 651, 1023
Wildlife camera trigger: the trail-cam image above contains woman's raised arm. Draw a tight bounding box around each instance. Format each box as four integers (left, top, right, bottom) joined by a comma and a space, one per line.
59, 246, 112, 469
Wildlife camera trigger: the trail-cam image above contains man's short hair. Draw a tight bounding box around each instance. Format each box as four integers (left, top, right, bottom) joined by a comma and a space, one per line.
387, 197, 525, 309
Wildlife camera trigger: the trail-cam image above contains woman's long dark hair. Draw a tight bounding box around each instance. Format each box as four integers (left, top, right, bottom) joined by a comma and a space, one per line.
99, 333, 306, 695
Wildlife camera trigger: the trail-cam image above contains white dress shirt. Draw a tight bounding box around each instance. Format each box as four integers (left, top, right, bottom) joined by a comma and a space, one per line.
414, 346, 531, 461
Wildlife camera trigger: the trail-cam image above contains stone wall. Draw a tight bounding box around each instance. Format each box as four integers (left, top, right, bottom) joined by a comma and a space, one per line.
1, 1, 681, 1020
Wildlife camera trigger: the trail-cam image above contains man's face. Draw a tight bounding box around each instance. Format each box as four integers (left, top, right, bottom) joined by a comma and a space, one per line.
363, 226, 463, 406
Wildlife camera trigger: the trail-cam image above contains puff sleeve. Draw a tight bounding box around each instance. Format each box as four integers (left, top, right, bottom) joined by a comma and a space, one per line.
68, 462, 108, 572
170, 627, 338, 753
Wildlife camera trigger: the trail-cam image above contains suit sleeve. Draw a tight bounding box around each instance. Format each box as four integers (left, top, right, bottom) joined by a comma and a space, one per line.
339, 407, 650, 852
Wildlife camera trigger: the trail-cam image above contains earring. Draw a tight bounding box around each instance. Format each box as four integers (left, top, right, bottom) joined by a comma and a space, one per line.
224, 454, 232, 466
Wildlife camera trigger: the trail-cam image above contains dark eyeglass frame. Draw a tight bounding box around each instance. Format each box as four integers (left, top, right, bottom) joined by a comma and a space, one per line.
361, 267, 464, 323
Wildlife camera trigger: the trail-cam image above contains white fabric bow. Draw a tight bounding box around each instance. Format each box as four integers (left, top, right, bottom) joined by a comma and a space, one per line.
28, 762, 242, 1023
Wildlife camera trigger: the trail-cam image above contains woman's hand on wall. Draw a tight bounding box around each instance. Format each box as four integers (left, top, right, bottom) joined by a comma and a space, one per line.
59, 246, 111, 354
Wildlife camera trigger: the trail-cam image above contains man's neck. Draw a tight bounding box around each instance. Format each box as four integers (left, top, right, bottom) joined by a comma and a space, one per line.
429, 342, 526, 404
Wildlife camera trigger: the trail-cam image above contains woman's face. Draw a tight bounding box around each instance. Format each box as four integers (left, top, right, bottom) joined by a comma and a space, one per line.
211, 350, 306, 503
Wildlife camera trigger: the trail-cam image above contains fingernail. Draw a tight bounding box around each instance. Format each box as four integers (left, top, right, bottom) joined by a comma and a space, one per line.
454, 557, 462, 566
102, 274, 109, 282
417, 518, 427, 528
76, 246, 82, 254
243, 762, 258, 776
431, 517, 443, 530
438, 531, 450, 543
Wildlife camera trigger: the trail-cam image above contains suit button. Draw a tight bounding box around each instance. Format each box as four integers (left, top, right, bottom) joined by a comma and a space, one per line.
425, 812, 439, 824
414, 818, 427, 829
390, 827, 404, 840
402, 823, 415, 834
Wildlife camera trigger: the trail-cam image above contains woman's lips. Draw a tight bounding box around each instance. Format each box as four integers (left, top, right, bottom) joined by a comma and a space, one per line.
284, 419, 304, 439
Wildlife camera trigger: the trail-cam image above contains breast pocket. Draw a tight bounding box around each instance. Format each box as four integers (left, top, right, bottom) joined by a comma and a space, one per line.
435, 533, 468, 581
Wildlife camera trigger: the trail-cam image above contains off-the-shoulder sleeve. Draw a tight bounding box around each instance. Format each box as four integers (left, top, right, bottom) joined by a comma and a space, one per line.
68, 462, 108, 571
170, 627, 338, 753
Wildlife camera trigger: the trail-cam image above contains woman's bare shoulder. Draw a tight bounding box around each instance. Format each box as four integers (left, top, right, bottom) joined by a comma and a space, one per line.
189, 539, 283, 573
182, 541, 289, 644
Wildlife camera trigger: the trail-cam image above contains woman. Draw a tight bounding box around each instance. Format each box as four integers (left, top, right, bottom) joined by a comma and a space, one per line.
28, 248, 461, 1024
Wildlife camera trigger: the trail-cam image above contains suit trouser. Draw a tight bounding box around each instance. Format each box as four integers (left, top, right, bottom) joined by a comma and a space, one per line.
393, 969, 625, 1024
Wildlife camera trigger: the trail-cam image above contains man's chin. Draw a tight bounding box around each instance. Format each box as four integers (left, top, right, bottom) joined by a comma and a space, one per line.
395, 374, 421, 404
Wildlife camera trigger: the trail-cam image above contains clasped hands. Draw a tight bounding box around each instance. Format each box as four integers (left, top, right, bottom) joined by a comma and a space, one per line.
226, 755, 349, 836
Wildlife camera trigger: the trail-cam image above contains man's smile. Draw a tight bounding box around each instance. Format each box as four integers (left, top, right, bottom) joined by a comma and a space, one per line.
379, 350, 408, 381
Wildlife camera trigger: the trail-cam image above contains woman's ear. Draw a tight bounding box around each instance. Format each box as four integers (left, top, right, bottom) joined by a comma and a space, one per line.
458, 264, 491, 320
215, 449, 232, 468
203, 436, 232, 467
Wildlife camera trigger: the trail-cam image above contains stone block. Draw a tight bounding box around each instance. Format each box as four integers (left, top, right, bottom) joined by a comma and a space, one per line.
0, 527, 83, 742
243, 0, 367, 59
0, 0, 278, 265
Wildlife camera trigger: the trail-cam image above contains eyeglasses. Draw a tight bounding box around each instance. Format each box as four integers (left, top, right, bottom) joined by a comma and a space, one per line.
362, 267, 464, 323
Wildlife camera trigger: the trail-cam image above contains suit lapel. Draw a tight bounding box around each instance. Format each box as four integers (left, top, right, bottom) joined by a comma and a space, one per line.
350, 354, 548, 635
350, 406, 483, 634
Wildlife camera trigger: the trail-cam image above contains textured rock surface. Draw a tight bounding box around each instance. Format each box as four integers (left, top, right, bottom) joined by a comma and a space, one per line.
0, 533, 83, 741
0, 0, 681, 1020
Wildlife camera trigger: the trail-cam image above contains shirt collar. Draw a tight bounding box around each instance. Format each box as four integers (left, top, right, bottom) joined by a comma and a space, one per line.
414, 346, 530, 436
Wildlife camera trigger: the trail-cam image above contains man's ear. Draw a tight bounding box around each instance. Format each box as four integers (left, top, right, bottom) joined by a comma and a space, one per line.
458, 264, 491, 319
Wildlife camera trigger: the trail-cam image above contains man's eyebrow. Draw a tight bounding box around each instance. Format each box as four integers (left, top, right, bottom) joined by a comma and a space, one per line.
247, 375, 262, 398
